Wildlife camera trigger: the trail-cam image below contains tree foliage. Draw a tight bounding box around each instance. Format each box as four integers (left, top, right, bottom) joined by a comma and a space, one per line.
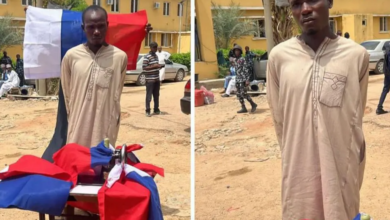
211, 1, 258, 49
0, 15, 24, 50
43, 0, 88, 11
271, 0, 295, 45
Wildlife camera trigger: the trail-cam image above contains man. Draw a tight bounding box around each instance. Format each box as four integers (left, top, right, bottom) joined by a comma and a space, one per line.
376, 42, 390, 115
0, 64, 20, 98
143, 42, 163, 117
156, 46, 170, 84
267, 0, 369, 219
61, 5, 128, 148
232, 45, 257, 113
15, 54, 24, 86
220, 61, 236, 95
244, 46, 259, 81
336, 30, 342, 36
0, 51, 13, 68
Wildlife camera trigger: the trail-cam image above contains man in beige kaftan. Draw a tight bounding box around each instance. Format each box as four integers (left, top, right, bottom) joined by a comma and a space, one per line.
267, 0, 370, 219
61, 44, 127, 148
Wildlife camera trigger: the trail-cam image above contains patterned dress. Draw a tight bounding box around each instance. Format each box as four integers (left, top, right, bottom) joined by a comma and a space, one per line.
15, 58, 24, 86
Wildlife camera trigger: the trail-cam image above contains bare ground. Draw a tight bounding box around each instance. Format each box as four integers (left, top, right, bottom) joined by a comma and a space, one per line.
195, 74, 390, 220
0, 77, 191, 220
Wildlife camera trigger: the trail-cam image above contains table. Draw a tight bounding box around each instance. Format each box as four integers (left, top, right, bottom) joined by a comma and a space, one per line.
38, 185, 102, 220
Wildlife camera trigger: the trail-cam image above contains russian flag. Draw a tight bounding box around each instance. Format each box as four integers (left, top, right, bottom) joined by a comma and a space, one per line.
0, 156, 73, 215
23, 6, 147, 80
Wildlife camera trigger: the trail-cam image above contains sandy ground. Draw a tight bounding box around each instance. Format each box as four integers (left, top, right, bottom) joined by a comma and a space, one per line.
195, 74, 390, 220
0, 77, 191, 220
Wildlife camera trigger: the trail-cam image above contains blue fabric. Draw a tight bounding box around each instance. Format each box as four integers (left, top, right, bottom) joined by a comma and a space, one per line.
61, 10, 87, 59
126, 170, 163, 220
0, 174, 72, 215
224, 76, 232, 89
353, 213, 361, 220
90, 141, 113, 168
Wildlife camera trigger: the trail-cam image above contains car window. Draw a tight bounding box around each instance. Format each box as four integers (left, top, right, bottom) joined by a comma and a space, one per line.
361, 41, 380, 50
382, 41, 390, 50
137, 55, 142, 62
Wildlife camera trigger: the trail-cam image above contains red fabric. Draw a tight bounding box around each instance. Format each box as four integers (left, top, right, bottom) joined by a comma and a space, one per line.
53, 143, 95, 186
134, 163, 165, 178
98, 178, 149, 220
116, 144, 143, 152
107, 11, 148, 71
0, 155, 71, 182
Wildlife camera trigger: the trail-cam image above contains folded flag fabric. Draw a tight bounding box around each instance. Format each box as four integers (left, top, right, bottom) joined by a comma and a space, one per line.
23, 6, 147, 80
0, 156, 73, 216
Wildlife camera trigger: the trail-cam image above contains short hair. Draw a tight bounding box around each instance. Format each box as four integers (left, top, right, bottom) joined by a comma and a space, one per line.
150, 42, 158, 48
233, 43, 237, 46
344, 32, 350, 39
16, 54, 20, 56
82, 5, 108, 24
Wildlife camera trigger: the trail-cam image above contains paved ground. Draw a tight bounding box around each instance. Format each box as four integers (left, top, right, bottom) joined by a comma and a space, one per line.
195, 73, 390, 220
0, 77, 191, 220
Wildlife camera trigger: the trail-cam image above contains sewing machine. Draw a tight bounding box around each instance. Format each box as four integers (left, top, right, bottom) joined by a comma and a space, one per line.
39, 138, 140, 220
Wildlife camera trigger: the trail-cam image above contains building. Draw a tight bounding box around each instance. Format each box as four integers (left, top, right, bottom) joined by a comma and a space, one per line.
2, 0, 191, 60
195, 0, 390, 80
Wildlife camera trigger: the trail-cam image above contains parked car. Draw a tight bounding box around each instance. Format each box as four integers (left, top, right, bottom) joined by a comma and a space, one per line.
125, 54, 189, 86
360, 39, 390, 74
180, 79, 191, 115
253, 52, 268, 81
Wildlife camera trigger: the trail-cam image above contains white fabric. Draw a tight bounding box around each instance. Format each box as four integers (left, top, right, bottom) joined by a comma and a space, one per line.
5, 64, 11, 68
156, 51, 170, 64
159, 67, 166, 81
106, 163, 122, 188
23, 6, 63, 80
225, 76, 236, 95
124, 164, 150, 178
0, 71, 20, 96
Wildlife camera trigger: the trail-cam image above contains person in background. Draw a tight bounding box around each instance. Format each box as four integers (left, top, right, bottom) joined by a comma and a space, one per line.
344, 32, 350, 39
376, 42, 390, 115
244, 46, 259, 81
267, 0, 369, 219
0, 64, 7, 80
337, 30, 342, 36
0, 51, 13, 68
15, 54, 24, 87
143, 42, 163, 117
232, 45, 257, 113
0, 64, 20, 98
221, 63, 236, 97
156, 46, 170, 85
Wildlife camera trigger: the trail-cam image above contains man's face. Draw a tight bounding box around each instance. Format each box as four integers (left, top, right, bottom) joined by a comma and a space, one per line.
151, 46, 158, 53
3, 52, 7, 57
6, 67, 11, 72
16, 55, 20, 60
234, 49, 241, 57
158, 47, 162, 52
82, 10, 108, 46
245, 47, 249, 52
289, 0, 332, 35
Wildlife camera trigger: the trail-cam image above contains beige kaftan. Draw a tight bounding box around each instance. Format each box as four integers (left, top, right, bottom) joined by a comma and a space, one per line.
61, 44, 128, 148
267, 36, 369, 220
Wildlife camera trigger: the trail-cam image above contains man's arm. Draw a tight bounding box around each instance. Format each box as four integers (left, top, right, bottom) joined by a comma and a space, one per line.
142, 55, 159, 70
266, 58, 283, 148
60, 54, 71, 117
359, 52, 370, 113
165, 52, 171, 60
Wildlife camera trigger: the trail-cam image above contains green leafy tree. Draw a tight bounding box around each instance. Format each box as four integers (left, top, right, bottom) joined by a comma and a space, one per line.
0, 15, 24, 52
270, 0, 295, 45
211, 1, 258, 49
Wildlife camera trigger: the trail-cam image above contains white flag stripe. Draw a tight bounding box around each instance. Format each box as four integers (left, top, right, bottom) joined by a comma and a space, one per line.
124, 164, 150, 178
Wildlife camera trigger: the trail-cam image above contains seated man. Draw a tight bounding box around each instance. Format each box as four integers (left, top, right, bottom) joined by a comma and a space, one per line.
220, 62, 236, 94
0, 64, 20, 98
221, 75, 236, 97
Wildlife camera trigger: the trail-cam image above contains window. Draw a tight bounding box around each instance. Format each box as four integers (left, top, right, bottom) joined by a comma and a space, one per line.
161, 33, 172, 47
144, 33, 156, 47
177, 3, 183, 17
360, 41, 380, 50
92, 0, 100, 6
111, 0, 119, 12
1, 0, 7, 4
329, 18, 336, 34
380, 17, 388, 32
382, 41, 390, 50
163, 2, 170, 16
195, 17, 202, 61
254, 19, 265, 38
131, 0, 138, 13
22, 0, 32, 6
362, 19, 367, 26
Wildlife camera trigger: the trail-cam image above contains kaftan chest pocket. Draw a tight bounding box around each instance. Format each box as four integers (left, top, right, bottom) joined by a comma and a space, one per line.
319, 72, 347, 107
96, 67, 114, 88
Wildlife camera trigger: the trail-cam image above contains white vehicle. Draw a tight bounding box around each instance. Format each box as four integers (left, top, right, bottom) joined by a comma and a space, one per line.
360, 39, 390, 74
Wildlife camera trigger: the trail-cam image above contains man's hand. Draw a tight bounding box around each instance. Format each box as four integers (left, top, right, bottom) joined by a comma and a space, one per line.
145, 23, 153, 35
152, 63, 161, 68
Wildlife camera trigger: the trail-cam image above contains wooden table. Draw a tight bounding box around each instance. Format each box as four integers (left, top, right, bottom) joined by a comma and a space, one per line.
39, 185, 102, 220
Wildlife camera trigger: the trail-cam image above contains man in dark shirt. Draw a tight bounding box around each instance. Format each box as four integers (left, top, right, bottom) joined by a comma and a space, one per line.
228, 43, 237, 59
15, 54, 24, 86
0, 51, 13, 69
142, 42, 163, 117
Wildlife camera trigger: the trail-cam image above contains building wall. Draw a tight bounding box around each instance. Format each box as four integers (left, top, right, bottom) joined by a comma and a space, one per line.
195, 0, 218, 80
0, 0, 190, 60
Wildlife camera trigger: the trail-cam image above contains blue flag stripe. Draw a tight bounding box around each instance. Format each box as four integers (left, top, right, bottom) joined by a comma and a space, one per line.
61, 10, 87, 59
0, 174, 72, 215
